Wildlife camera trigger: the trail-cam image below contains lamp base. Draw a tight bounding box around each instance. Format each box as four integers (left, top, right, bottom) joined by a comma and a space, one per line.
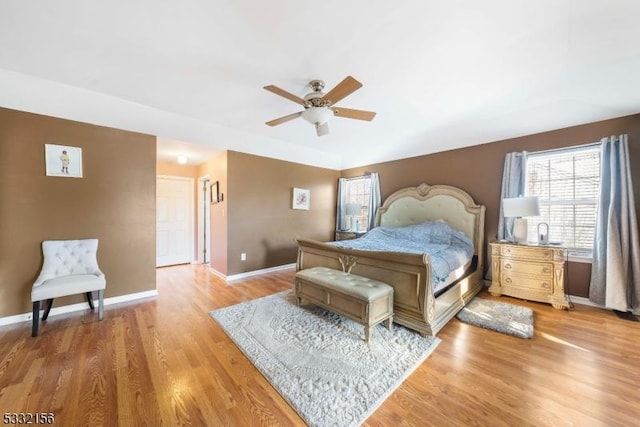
513, 218, 528, 244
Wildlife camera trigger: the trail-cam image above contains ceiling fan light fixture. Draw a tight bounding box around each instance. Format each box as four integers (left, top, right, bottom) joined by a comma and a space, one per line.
301, 107, 333, 125
264, 76, 374, 137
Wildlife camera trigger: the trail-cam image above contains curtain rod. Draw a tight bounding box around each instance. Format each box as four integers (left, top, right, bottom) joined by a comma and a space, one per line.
341, 173, 373, 181
527, 141, 601, 157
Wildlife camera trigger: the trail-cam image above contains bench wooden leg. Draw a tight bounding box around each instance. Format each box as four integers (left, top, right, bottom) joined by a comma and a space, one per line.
364, 325, 371, 343
386, 316, 393, 331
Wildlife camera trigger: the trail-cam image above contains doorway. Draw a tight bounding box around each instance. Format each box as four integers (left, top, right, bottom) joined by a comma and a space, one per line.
156, 176, 194, 267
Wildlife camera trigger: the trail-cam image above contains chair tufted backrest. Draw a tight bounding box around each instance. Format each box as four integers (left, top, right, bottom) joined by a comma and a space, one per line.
35, 239, 103, 285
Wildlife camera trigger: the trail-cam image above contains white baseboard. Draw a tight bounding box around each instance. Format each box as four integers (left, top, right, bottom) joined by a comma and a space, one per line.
569, 295, 639, 315
568, 295, 600, 309
208, 267, 227, 281
0, 289, 159, 327
210, 263, 296, 282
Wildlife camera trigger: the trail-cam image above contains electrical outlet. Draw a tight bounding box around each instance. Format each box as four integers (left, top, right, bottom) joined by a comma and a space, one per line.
241, 252, 247, 261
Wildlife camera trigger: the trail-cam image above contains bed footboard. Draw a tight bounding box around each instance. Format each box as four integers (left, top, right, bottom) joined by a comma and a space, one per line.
296, 238, 484, 336
297, 238, 440, 335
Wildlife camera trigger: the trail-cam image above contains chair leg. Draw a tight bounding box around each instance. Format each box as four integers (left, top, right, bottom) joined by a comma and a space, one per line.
42, 299, 54, 321
86, 292, 95, 310
98, 289, 104, 321
32, 301, 40, 337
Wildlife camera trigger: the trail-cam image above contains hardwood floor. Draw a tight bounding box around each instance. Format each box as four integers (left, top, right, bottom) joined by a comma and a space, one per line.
1, 265, 639, 426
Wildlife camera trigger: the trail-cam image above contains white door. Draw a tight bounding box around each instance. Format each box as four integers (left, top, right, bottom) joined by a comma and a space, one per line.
157, 176, 193, 267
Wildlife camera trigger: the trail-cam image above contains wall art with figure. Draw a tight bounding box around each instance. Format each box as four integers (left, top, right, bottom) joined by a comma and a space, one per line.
45, 144, 83, 178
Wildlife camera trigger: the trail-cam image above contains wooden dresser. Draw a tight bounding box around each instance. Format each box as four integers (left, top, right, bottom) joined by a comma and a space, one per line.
489, 242, 570, 309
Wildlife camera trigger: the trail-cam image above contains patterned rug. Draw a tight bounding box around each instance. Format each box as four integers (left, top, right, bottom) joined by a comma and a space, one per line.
456, 297, 534, 338
210, 291, 440, 427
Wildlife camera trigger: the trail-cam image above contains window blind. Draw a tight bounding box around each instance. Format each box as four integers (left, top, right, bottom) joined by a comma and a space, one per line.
344, 177, 372, 231
525, 146, 600, 254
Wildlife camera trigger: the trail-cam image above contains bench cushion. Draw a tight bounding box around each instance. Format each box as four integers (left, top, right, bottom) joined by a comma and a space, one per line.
295, 267, 392, 301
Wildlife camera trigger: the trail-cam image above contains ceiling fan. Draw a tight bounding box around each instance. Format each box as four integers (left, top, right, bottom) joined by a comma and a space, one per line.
264, 76, 376, 136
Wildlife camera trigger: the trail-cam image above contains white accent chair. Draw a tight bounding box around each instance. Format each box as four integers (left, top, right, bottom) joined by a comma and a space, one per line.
31, 239, 106, 337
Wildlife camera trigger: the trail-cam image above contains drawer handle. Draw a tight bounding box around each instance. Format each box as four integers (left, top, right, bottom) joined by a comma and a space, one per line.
542, 282, 550, 289
505, 277, 512, 284
542, 267, 551, 274
504, 263, 512, 269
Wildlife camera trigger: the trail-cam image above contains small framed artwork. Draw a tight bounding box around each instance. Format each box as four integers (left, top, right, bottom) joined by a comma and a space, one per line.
211, 181, 223, 204
45, 144, 83, 178
292, 187, 310, 210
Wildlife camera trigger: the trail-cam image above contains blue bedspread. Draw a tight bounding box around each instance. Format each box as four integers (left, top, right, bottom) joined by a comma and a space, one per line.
330, 221, 474, 284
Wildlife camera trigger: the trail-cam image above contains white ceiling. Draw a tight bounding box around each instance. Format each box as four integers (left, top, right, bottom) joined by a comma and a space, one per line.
1, 1, 640, 169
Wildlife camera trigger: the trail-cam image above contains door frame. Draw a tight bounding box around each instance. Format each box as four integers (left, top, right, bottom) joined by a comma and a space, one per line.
197, 175, 211, 264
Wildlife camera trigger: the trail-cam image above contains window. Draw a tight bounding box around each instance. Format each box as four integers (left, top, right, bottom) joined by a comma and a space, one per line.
525, 145, 600, 256
342, 176, 372, 231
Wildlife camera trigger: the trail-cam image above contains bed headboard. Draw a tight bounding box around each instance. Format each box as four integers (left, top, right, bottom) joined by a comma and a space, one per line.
374, 183, 485, 258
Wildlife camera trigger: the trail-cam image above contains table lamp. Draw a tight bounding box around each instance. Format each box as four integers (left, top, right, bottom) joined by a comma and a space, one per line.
502, 196, 540, 244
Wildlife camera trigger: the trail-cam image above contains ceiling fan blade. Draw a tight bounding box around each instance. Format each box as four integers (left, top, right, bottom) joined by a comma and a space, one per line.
265, 111, 303, 126
316, 122, 330, 137
321, 76, 363, 105
264, 85, 306, 105
331, 107, 376, 121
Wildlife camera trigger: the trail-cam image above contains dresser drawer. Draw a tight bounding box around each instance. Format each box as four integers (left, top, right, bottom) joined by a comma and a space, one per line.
500, 245, 554, 261
501, 274, 553, 293
501, 260, 553, 278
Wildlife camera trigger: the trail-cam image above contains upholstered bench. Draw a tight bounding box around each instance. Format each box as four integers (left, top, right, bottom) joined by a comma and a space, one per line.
294, 266, 393, 342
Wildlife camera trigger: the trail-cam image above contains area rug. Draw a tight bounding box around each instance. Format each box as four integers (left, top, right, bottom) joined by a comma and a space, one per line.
210, 291, 440, 427
456, 298, 534, 339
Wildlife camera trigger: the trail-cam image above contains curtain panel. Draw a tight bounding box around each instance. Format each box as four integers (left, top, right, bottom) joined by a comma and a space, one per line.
367, 172, 381, 231
336, 178, 348, 232
335, 173, 381, 235
589, 134, 640, 312
497, 151, 528, 241
487, 151, 527, 281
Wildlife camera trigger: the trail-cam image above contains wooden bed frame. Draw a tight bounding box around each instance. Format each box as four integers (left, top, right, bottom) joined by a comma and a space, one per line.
296, 183, 486, 336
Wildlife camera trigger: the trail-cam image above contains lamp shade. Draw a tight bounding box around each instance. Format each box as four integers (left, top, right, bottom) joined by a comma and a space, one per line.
503, 196, 540, 218
301, 107, 334, 125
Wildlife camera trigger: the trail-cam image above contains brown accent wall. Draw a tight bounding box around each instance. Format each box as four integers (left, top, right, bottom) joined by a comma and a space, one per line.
0, 107, 156, 318
198, 151, 229, 275
342, 113, 640, 298
226, 151, 339, 275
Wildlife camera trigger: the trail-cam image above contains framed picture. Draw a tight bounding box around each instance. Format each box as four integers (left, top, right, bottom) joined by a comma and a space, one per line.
292, 187, 310, 210
45, 144, 83, 178
211, 181, 223, 204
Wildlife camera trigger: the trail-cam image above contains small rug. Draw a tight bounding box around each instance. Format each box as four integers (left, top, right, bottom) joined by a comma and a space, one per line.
456, 298, 534, 339
210, 291, 440, 427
